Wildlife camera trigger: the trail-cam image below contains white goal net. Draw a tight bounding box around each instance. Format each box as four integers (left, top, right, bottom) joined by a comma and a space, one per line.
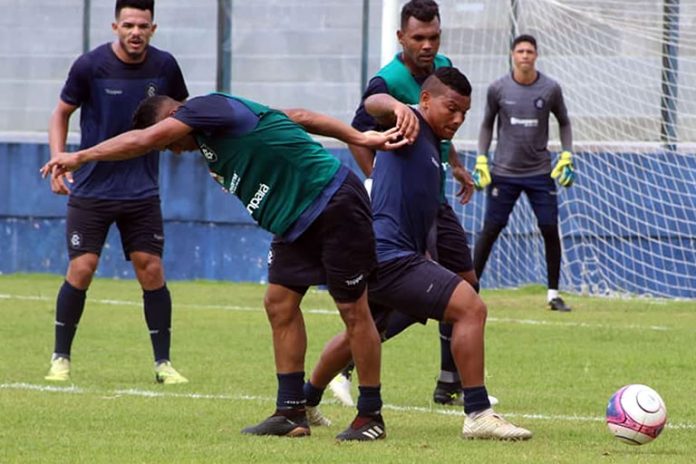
432, 0, 696, 298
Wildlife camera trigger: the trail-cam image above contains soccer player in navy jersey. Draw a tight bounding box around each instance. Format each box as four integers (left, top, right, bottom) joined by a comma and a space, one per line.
41, 92, 408, 441
330, 0, 484, 408
302, 67, 532, 440
473, 34, 574, 312
44, 0, 189, 384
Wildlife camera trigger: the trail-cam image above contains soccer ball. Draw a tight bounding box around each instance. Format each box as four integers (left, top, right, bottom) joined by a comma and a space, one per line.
606, 384, 667, 445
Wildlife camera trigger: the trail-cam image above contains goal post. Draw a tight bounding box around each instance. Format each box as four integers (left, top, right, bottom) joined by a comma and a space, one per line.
425, 0, 696, 298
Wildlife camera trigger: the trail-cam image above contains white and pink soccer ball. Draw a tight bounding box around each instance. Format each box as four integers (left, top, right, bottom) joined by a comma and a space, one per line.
606, 384, 667, 445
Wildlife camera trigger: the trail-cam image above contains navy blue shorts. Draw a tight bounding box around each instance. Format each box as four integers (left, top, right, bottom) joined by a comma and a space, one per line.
267, 171, 376, 303
484, 173, 558, 226
65, 196, 164, 261
368, 253, 462, 329
433, 202, 473, 274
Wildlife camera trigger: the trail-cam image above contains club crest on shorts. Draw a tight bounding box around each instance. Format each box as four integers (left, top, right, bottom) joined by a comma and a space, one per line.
70, 231, 82, 249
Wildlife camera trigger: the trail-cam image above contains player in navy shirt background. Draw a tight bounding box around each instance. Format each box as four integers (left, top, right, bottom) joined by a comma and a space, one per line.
44, 0, 189, 384
302, 67, 533, 440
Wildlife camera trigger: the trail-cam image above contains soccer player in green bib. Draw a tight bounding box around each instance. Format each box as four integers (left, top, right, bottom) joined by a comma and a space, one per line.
41, 92, 406, 441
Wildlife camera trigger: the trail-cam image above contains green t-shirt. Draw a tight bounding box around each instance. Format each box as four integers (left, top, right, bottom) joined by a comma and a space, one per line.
179, 94, 340, 235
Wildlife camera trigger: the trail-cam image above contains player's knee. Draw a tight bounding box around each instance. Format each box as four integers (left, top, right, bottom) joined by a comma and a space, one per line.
335, 299, 369, 330
66, 254, 98, 288
137, 267, 164, 290
335, 301, 359, 327
446, 283, 487, 325
263, 291, 300, 328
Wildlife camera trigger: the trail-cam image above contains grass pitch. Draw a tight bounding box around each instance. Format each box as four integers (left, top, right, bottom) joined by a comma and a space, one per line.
1, 274, 694, 463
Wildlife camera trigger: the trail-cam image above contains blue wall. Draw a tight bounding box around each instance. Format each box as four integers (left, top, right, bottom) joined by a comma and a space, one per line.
0, 142, 361, 282
2, 142, 695, 298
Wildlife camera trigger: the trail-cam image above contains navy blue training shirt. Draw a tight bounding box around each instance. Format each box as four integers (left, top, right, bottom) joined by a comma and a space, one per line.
371, 108, 442, 262
61, 43, 188, 199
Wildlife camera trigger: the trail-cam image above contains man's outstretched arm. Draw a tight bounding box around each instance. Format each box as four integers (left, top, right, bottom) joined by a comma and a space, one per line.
41, 118, 193, 176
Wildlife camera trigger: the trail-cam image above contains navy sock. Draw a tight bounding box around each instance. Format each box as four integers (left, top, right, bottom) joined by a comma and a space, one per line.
357, 385, 382, 417
143, 285, 172, 363
303, 381, 325, 407
438, 322, 459, 383
53, 281, 87, 357
463, 385, 491, 414
276, 372, 306, 411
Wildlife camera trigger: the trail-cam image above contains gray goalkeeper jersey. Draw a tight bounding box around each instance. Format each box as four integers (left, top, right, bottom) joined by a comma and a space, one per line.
478, 71, 572, 177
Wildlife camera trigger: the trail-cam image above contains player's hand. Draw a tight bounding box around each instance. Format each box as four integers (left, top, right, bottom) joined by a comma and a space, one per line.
551, 151, 575, 187
40, 152, 83, 179
360, 127, 409, 151
49, 169, 73, 195
392, 103, 419, 143
472, 155, 491, 190
452, 165, 474, 204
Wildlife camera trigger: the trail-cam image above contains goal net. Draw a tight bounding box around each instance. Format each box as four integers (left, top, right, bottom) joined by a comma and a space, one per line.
434, 0, 696, 298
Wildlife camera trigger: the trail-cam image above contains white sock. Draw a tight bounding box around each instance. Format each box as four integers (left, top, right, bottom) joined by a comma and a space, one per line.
547, 289, 559, 302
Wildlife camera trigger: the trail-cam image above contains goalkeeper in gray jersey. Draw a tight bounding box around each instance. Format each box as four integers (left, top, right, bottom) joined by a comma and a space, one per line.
472, 34, 575, 312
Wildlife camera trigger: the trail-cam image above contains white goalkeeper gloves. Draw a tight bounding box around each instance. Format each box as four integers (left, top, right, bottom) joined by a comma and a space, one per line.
551, 151, 575, 187
472, 155, 491, 190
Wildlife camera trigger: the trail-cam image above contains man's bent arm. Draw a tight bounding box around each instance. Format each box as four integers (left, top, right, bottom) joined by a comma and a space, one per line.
364, 94, 419, 143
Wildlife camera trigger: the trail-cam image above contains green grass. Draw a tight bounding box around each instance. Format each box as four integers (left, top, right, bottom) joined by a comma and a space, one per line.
1, 274, 694, 463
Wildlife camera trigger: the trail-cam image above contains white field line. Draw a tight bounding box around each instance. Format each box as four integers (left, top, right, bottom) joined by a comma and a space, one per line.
0, 293, 671, 332
1, 382, 694, 431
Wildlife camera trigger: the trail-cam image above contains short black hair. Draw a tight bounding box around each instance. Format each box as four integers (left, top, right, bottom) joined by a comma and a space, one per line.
400, 0, 440, 29
511, 34, 537, 51
132, 95, 171, 129
423, 67, 472, 97
115, 0, 155, 19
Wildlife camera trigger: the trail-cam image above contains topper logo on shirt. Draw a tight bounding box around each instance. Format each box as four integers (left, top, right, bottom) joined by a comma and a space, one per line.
200, 144, 218, 162
146, 83, 158, 97
229, 172, 241, 194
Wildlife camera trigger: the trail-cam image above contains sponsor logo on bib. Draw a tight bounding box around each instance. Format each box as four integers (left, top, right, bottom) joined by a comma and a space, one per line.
246, 183, 270, 215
